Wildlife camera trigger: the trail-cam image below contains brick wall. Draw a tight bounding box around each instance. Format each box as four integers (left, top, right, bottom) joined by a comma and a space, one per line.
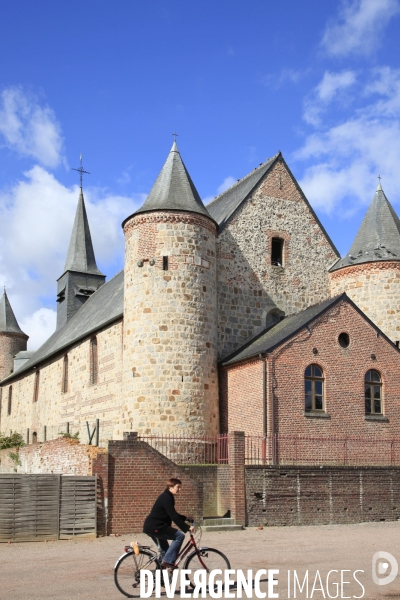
92, 432, 203, 534
222, 298, 400, 445
246, 465, 400, 526
0, 436, 104, 474
0, 332, 27, 381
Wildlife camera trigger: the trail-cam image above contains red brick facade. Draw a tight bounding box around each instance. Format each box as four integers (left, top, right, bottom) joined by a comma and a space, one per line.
221, 298, 400, 444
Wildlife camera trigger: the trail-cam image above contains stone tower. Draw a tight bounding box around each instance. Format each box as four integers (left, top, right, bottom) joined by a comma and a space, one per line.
121, 141, 219, 436
330, 182, 400, 343
56, 189, 105, 330
0, 289, 28, 380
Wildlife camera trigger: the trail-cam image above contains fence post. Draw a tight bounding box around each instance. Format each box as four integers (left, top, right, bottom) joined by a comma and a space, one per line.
229, 431, 246, 526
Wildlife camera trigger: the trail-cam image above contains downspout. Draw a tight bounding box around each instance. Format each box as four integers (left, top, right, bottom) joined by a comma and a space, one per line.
259, 353, 267, 463
266, 354, 276, 465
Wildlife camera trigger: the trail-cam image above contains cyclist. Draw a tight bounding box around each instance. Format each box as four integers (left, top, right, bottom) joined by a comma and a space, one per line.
143, 477, 195, 569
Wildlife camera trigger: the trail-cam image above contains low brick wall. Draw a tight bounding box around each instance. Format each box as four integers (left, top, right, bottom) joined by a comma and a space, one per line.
246, 465, 400, 527
92, 432, 203, 535
182, 466, 218, 517
0, 437, 104, 475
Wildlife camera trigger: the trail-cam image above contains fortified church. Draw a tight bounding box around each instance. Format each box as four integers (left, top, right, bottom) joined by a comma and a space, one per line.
1, 142, 400, 448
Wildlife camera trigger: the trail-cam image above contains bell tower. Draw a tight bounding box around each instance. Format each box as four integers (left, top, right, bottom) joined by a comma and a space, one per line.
0, 289, 28, 380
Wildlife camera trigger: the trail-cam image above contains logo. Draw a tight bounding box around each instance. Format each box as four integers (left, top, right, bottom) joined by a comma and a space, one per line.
372, 551, 398, 586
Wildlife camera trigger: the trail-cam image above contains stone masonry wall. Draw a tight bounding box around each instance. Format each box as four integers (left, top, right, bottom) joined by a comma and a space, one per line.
0, 319, 123, 447
246, 466, 400, 527
223, 298, 400, 443
122, 211, 219, 435
0, 332, 28, 381
330, 262, 400, 344
0, 436, 104, 474
216, 157, 339, 360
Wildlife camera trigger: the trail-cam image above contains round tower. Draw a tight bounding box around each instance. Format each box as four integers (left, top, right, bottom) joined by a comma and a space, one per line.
121, 142, 219, 436
330, 182, 400, 343
0, 289, 28, 380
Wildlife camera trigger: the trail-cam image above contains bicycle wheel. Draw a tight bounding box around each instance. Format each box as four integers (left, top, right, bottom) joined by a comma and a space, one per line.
184, 547, 230, 589
114, 549, 160, 598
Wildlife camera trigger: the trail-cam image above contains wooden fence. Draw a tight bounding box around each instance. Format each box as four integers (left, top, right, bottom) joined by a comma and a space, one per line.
0, 474, 97, 542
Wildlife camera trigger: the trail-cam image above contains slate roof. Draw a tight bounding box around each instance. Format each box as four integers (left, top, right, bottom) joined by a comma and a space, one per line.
63, 190, 104, 277
3, 270, 124, 382
206, 153, 340, 257
0, 290, 28, 337
330, 183, 400, 271
222, 294, 364, 365
206, 154, 280, 230
124, 141, 213, 224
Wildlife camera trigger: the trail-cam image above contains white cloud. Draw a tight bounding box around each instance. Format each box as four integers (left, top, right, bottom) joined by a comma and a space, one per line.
260, 68, 308, 89
296, 68, 400, 215
321, 0, 400, 57
217, 176, 236, 194
0, 166, 145, 349
19, 308, 57, 351
0, 87, 64, 167
303, 70, 357, 126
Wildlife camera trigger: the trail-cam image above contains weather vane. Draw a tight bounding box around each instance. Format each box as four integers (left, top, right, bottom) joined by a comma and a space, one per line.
72, 154, 90, 190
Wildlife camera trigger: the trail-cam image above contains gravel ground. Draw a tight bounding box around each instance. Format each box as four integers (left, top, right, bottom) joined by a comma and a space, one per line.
1, 521, 400, 599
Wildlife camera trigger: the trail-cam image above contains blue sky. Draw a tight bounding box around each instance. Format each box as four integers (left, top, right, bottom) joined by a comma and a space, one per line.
1, 0, 400, 348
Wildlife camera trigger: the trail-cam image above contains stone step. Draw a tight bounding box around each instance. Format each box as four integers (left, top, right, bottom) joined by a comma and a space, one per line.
201, 517, 243, 532
202, 518, 235, 526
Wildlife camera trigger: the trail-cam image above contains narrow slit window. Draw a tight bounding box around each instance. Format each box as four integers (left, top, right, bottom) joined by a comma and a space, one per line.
90, 336, 98, 385
163, 256, 168, 271
271, 238, 284, 266
33, 370, 40, 402
7, 386, 12, 415
62, 355, 69, 393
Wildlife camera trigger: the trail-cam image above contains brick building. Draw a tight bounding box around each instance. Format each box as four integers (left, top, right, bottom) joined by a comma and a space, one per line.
1, 142, 399, 452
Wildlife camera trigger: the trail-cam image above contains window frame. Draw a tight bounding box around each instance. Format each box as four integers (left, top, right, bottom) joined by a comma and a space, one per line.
62, 355, 69, 394
365, 369, 383, 415
304, 364, 325, 412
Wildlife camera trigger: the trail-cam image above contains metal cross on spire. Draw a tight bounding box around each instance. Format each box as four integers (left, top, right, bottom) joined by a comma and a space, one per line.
378, 175, 382, 183
172, 132, 178, 142
72, 154, 90, 190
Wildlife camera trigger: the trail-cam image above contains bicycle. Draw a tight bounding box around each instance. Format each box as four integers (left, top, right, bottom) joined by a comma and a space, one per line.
114, 523, 230, 598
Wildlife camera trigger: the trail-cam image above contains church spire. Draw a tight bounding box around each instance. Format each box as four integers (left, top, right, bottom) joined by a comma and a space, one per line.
131, 140, 213, 221
0, 288, 27, 336
331, 181, 400, 271
56, 157, 106, 330
63, 189, 104, 276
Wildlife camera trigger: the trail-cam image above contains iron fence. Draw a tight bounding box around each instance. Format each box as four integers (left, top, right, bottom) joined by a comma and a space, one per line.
138, 434, 228, 465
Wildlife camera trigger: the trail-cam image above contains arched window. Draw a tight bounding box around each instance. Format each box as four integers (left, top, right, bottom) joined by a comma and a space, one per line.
305, 365, 324, 411
7, 386, 12, 415
365, 370, 382, 415
90, 336, 98, 385
32, 431, 37, 444
62, 355, 68, 393
33, 370, 40, 402
271, 237, 284, 266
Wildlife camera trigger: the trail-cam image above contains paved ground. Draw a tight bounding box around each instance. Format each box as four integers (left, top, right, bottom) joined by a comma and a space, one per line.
1, 522, 400, 599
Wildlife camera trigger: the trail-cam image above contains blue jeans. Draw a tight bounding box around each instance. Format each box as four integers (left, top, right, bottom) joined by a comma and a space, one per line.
152, 529, 185, 564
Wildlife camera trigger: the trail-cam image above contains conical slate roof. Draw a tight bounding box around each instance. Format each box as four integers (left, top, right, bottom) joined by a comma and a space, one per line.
0, 289, 28, 336
331, 183, 400, 271
131, 141, 212, 221
64, 190, 104, 276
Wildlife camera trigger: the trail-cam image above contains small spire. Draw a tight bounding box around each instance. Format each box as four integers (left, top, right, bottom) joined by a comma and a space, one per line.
0, 289, 28, 336
377, 175, 383, 191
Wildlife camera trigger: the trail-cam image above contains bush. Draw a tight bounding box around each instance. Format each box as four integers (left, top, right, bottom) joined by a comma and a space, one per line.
0, 431, 25, 450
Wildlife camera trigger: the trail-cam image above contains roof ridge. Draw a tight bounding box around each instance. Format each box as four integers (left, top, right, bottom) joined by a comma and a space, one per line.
207, 152, 281, 206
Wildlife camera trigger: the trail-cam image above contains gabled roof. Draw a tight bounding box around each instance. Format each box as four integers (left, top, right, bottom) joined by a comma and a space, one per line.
2, 270, 124, 383
206, 153, 340, 256
124, 141, 213, 224
0, 290, 28, 337
62, 190, 104, 277
331, 183, 400, 272
222, 293, 398, 366
206, 154, 280, 230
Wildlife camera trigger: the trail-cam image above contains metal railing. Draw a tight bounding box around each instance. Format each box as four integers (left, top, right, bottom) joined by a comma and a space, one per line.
138, 434, 228, 465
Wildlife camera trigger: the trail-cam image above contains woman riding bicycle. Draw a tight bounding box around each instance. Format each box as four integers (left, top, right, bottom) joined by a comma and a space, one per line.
143, 478, 195, 569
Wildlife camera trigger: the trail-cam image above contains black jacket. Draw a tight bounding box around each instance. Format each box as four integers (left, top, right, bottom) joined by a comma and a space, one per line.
143, 489, 190, 535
